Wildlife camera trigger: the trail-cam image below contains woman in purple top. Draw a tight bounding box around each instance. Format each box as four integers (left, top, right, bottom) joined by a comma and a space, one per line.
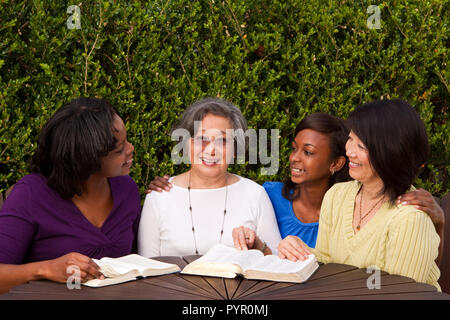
0, 98, 139, 292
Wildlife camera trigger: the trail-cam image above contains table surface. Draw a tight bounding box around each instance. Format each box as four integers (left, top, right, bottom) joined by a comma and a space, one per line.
1, 256, 449, 300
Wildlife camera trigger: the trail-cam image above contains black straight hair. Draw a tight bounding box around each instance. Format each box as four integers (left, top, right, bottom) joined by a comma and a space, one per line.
282, 113, 351, 201
30, 97, 119, 199
347, 99, 430, 204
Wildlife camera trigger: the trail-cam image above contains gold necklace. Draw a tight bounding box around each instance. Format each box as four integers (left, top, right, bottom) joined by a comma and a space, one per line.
356, 188, 384, 231
188, 172, 228, 254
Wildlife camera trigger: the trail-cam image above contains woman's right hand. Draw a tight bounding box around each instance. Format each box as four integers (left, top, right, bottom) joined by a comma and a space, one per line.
146, 175, 172, 194
40, 252, 104, 283
232, 226, 257, 250
278, 235, 311, 262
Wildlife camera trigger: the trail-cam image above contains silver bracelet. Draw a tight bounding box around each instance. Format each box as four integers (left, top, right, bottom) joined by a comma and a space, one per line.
260, 241, 267, 253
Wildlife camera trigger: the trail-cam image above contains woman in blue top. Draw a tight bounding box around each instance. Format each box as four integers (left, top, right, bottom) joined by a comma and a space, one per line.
147, 113, 444, 263
261, 113, 349, 247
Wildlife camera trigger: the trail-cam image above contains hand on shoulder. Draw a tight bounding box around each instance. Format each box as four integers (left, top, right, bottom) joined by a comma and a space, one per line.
146, 175, 173, 194
397, 188, 445, 231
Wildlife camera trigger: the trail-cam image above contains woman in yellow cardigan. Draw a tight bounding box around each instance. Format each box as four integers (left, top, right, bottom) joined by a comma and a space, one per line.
278, 99, 441, 291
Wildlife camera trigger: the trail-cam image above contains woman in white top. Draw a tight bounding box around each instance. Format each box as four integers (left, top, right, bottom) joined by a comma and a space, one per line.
137, 98, 282, 257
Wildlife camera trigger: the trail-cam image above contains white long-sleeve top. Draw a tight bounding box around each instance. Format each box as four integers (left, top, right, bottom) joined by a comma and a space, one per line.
137, 174, 282, 257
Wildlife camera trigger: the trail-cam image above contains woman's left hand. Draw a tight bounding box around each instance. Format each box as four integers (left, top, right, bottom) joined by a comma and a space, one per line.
278, 235, 311, 261
397, 188, 445, 230
232, 226, 257, 250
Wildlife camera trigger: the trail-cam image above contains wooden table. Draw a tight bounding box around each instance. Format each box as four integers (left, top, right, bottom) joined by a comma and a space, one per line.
1, 256, 449, 300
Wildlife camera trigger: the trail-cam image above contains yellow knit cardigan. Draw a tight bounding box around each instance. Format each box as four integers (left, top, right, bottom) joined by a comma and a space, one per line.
311, 180, 441, 291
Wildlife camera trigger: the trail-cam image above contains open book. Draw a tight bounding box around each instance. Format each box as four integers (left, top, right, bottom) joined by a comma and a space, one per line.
181, 244, 319, 283
83, 254, 181, 287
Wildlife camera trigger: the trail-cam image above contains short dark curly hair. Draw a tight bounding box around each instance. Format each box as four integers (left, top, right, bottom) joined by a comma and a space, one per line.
30, 97, 119, 199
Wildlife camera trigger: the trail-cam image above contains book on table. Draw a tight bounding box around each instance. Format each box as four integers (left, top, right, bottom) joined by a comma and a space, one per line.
181, 244, 319, 283
83, 254, 181, 287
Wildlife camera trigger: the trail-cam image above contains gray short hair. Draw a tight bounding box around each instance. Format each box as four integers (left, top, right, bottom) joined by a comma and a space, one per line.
171, 98, 248, 155
172, 97, 247, 135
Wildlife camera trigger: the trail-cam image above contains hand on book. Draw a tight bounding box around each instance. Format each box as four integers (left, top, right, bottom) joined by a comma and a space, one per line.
232, 226, 270, 255
39, 252, 105, 283
84, 254, 181, 287
181, 244, 319, 283
278, 236, 311, 262
232, 226, 257, 250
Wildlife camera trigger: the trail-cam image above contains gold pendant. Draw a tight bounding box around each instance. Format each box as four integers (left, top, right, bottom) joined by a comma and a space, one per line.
356, 225, 360, 230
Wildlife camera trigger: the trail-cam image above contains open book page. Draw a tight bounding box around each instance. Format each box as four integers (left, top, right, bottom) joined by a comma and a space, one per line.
85, 255, 180, 287
181, 244, 319, 282
95, 254, 180, 277
181, 244, 264, 278
194, 244, 264, 269
83, 272, 138, 288
93, 258, 139, 277
243, 254, 319, 283
244, 254, 316, 273
84, 258, 139, 287
114, 254, 180, 274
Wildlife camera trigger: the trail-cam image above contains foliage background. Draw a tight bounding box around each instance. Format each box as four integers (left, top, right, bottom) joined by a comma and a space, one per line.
0, 0, 448, 199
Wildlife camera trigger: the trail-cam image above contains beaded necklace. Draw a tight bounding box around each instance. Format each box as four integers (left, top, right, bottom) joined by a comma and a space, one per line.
187, 172, 228, 254
356, 187, 385, 231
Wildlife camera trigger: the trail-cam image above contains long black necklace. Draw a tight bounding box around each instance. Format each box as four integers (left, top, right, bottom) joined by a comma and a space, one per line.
188, 172, 228, 255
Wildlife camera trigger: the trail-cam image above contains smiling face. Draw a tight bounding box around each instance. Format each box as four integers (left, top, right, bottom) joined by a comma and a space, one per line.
345, 130, 381, 185
289, 129, 337, 185
100, 114, 134, 177
189, 113, 233, 179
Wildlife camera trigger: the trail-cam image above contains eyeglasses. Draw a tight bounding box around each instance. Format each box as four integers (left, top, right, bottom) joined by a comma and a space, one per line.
192, 135, 231, 149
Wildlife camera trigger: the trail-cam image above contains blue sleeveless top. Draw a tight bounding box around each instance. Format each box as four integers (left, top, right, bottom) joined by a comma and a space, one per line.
262, 181, 319, 248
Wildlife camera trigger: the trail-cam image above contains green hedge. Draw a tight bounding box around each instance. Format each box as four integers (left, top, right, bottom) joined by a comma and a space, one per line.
0, 0, 448, 198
